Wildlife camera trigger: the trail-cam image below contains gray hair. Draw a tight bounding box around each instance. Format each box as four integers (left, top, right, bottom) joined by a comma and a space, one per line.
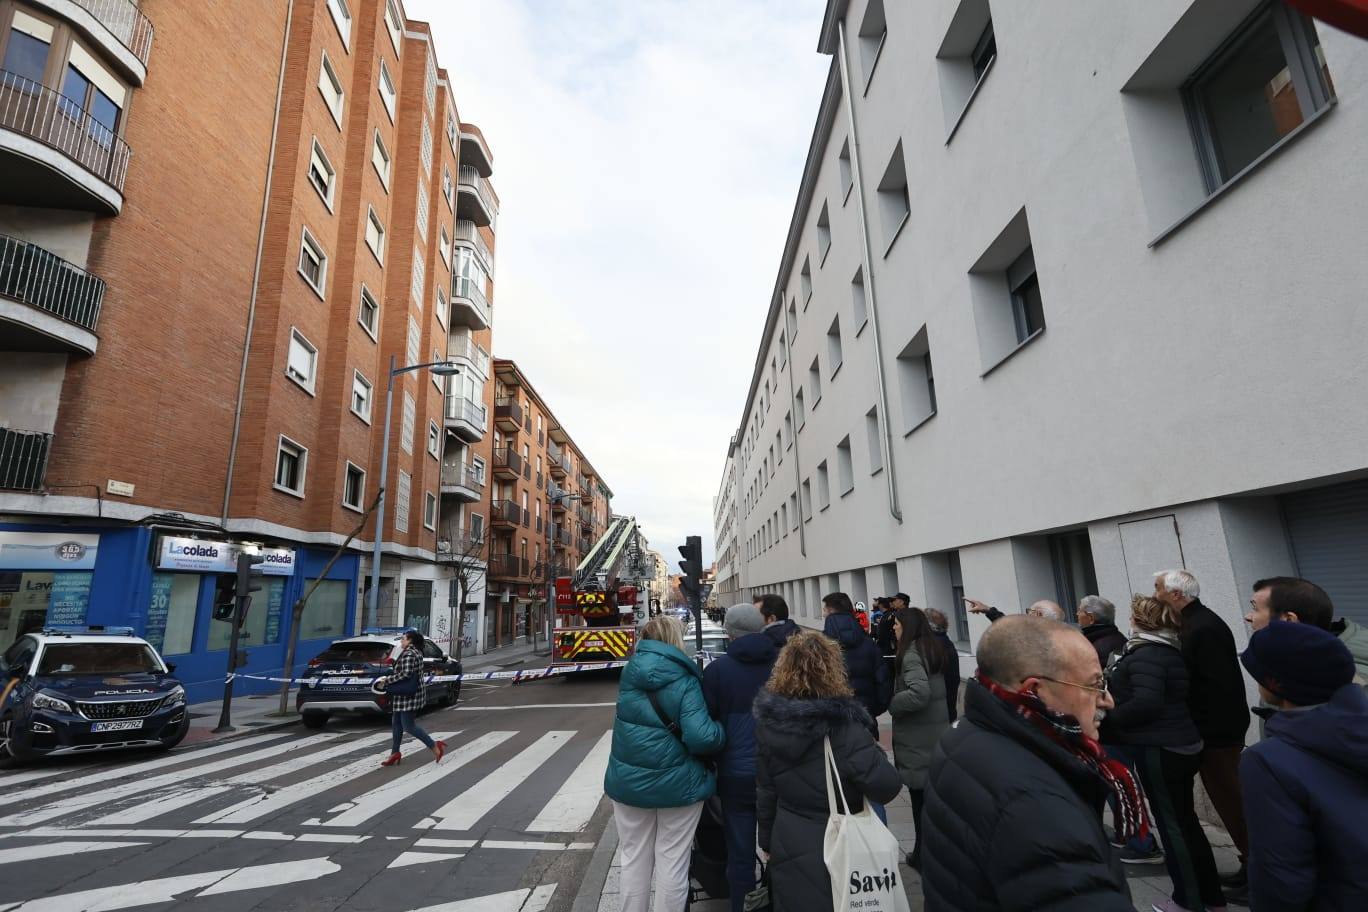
1156, 569, 1200, 599
724, 603, 765, 639
1077, 595, 1115, 624
977, 615, 1069, 686
1028, 600, 1065, 622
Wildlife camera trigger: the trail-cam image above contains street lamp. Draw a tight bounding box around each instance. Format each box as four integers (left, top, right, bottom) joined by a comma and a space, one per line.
367, 354, 464, 630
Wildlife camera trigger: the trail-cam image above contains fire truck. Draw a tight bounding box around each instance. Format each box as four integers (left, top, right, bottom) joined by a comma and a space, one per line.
552, 516, 650, 665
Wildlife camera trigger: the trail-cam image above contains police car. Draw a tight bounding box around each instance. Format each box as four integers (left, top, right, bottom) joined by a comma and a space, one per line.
0, 626, 189, 767
296, 628, 461, 728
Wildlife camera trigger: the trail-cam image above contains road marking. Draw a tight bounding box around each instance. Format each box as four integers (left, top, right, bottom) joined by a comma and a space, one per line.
0, 735, 337, 828
526, 730, 611, 833
320, 731, 511, 828
0, 827, 244, 841
1, 734, 289, 803
0, 841, 146, 866
452, 703, 614, 710
432, 732, 573, 831
87, 732, 389, 826
415, 838, 477, 849
525, 884, 558, 912
195, 731, 457, 826
5, 856, 339, 911
388, 850, 464, 868
481, 840, 594, 851
403, 883, 558, 912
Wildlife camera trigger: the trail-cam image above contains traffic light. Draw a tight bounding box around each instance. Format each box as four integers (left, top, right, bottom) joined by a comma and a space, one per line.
215, 552, 266, 624
677, 536, 703, 608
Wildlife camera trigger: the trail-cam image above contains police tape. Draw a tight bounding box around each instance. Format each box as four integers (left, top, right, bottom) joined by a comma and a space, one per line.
225, 660, 629, 686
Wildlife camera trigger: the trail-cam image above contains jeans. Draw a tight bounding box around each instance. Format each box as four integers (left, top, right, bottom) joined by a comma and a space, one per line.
720, 793, 758, 912
613, 800, 704, 912
391, 710, 435, 754
1136, 747, 1225, 911
868, 801, 888, 824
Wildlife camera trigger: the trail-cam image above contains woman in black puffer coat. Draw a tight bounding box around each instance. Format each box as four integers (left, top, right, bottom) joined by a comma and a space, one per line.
755, 630, 902, 912
1104, 595, 1223, 912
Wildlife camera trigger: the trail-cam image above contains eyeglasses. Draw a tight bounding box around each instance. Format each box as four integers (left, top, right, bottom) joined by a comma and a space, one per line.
1032, 674, 1108, 696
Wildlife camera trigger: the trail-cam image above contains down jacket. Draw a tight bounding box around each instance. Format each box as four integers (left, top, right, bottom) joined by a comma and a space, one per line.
604, 638, 726, 809
823, 612, 890, 731
889, 649, 950, 790
920, 680, 1134, 912
1101, 635, 1202, 749
755, 690, 902, 912
702, 631, 779, 790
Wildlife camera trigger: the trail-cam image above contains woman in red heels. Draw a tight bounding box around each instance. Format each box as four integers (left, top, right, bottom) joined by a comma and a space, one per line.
376, 630, 447, 767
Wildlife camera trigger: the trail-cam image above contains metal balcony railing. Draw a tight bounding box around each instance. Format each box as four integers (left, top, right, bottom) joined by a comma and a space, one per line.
489, 553, 529, 579
448, 333, 490, 376
490, 499, 523, 526
458, 165, 500, 221
444, 394, 487, 431
436, 530, 484, 560
0, 234, 105, 332
440, 461, 485, 493
454, 219, 494, 271
73, 0, 156, 66
492, 447, 523, 477
494, 397, 523, 429
0, 428, 51, 492
0, 71, 131, 193
451, 274, 491, 321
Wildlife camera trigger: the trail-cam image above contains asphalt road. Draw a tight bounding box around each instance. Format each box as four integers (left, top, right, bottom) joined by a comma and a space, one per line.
0, 673, 622, 912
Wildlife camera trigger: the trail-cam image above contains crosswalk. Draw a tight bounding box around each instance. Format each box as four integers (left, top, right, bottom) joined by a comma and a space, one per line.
0, 725, 613, 838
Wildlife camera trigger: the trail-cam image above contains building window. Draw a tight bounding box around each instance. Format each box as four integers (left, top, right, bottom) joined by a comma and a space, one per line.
787, 298, 798, 339
779, 331, 787, 368
421, 120, 433, 176
411, 246, 426, 303
325, 0, 351, 47
442, 167, 453, 209
424, 492, 437, 530
351, 370, 373, 422
343, 462, 365, 511
838, 138, 853, 202
1008, 247, 1044, 344
865, 407, 883, 474
416, 179, 430, 242
1185, 3, 1335, 191
816, 460, 830, 510
365, 206, 386, 261
858, 0, 887, 88
795, 388, 806, 428
439, 226, 451, 267
372, 130, 391, 188
318, 51, 344, 127
384, 0, 403, 54
424, 53, 437, 111
298, 228, 327, 296
809, 357, 822, 405
799, 257, 812, 307
428, 420, 440, 458
406, 315, 420, 366
790, 493, 799, 529
784, 412, 794, 449
275, 436, 307, 496
826, 316, 843, 378
286, 328, 317, 393
447, 111, 458, 149
971, 17, 996, 81
432, 349, 442, 390
435, 286, 448, 327
936, 0, 994, 140
401, 392, 416, 454
816, 201, 831, 265
358, 285, 379, 339
378, 59, 397, 121
896, 326, 937, 432
2, 13, 51, 86
308, 139, 335, 208
876, 142, 910, 252
395, 470, 411, 532
836, 437, 853, 495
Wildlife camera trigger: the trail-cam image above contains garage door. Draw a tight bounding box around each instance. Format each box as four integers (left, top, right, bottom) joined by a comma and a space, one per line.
1281, 478, 1368, 626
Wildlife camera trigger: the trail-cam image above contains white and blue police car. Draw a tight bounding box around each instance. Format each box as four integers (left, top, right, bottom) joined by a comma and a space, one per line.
1, 626, 189, 767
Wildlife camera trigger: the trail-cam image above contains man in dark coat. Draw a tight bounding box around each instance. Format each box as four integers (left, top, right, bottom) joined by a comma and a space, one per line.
1078, 595, 1127, 669
1155, 568, 1250, 901
926, 608, 961, 722
756, 593, 798, 649
702, 604, 779, 912
921, 616, 1136, 911
821, 592, 890, 730
1239, 621, 1368, 911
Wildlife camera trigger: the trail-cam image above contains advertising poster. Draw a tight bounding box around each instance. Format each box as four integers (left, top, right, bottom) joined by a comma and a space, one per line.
145, 574, 173, 652
45, 572, 91, 626
156, 536, 295, 576
265, 580, 285, 644
0, 533, 99, 571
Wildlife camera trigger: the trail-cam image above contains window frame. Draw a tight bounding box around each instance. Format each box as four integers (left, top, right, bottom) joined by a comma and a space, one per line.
298, 226, 327, 298
384, 0, 404, 55
358, 285, 380, 340
424, 491, 438, 531
1007, 247, 1045, 345
427, 420, 440, 458
318, 51, 344, 129
342, 461, 366, 512
308, 138, 336, 210
325, 0, 352, 48
286, 327, 318, 394
378, 59, 397, 122
371, 129, 392, 189
274, 435, 308, 497
350, 369, 373, 423
364, 205, 386, 262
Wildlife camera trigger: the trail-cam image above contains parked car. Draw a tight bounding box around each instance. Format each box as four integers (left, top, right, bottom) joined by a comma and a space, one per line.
1, 626, 189, 767
296, 628, 461, 728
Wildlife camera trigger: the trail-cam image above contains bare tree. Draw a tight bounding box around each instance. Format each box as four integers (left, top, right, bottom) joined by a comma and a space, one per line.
438, 526, 487, 660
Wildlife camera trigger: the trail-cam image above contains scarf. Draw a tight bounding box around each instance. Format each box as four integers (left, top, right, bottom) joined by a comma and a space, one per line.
976, 671, 1151, 844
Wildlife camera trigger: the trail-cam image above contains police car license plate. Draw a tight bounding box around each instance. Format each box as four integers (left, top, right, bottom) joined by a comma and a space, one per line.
91, 720, 143, 732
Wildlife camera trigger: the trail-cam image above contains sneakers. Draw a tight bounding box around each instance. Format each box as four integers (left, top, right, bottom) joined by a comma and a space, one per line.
1120, 844, 1166, 865
1151, 901, 1226, 912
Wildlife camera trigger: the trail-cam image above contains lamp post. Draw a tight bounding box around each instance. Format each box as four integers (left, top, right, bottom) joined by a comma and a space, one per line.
367, 354, 463, 630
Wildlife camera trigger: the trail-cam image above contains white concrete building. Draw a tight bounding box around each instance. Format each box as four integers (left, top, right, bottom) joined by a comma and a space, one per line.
720, 0, 1368, 703
712, 435, 742, 607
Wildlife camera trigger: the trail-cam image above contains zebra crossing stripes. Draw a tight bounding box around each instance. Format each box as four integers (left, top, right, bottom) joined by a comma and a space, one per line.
431, 731, 573, 831
526, 730, 612, 833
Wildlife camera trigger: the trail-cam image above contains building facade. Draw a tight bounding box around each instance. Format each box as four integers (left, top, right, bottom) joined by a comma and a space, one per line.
479, 358, 613, 651
0, 0, 501, 700
711, 434, 741, 607
721, 0, 1368, 713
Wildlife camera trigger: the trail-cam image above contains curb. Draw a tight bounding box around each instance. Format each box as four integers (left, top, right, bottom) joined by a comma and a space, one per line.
571, 814, 618, 912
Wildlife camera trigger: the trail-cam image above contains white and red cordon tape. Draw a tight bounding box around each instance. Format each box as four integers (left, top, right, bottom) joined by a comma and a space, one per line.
226, 661, 630, 686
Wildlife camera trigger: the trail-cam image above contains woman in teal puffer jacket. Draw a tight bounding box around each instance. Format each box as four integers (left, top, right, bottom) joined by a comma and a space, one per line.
606, 615, 726, 912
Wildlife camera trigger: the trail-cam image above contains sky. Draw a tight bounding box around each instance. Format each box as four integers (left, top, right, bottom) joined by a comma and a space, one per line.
411, 0, 831, 566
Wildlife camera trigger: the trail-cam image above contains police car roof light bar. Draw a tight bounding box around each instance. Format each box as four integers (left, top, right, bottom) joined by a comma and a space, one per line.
42, 625, 136, 637
361, 626, 412, 635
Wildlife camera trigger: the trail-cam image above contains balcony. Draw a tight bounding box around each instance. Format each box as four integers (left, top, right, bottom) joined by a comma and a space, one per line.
443, 394, 487, 442
448, 332, 490, 378
551, 524, 572, 548
454, 220, 494, 273
535, 471, 543, 491
549, 495, 567, 514
0, 428, 52, 492
0, 71, 132, 214
491, 447, 523, 481
494, 397, 522, 433
457, 165, 498, 228
489, 499, 525, 529
440, 461, 484, 501
436, 530, 484, 562
459, 123, 493, 177
30, 0, 154, 83
488, 553, 530, 580
548, 444, 569, 478
0, 234, 104, 353
450, 274, 491, 331
549, 423, 569, 446
578, 537, 593, 553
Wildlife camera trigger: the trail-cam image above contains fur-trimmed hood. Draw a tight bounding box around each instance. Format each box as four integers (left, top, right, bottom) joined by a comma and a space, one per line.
753, 690, 873, 740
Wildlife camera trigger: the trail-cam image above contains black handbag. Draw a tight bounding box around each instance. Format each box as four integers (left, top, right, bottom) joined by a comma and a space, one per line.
646, 689, 718, 774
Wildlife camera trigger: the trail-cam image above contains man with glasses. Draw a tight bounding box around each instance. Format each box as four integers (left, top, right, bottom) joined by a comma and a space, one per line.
920, 616, 1136, 910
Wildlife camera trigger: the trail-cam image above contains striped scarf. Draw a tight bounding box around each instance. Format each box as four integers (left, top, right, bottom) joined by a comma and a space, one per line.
976, 671, 1151, 844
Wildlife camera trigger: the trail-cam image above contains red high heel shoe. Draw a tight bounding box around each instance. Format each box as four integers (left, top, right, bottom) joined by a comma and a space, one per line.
432, 741, 447, 764
380, 752, 402, 767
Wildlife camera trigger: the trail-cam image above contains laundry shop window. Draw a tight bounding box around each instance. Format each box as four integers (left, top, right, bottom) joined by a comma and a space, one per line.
0, 569, 92, 653
146, 573, 199, 656
208, 575, 285, 651
299, 579, 348, 641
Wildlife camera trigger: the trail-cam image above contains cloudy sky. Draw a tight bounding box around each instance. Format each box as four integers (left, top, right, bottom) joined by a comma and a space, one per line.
410, 0, 830, 565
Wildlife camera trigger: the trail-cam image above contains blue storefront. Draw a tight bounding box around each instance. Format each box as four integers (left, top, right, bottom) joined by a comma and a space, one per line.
0, 524, 358, 704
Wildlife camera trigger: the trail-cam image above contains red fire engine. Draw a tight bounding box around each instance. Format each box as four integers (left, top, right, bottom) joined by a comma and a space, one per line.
553, 516, 648, 665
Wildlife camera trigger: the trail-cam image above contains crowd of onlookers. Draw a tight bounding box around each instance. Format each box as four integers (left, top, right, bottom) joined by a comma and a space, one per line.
603, 571, 1368, 912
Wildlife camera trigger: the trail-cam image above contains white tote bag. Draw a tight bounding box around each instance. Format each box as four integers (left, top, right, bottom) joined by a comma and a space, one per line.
822, 736, 910, 912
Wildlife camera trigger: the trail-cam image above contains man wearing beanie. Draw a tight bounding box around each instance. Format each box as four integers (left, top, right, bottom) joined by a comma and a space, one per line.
1239, 621, 1368, 911
702, 604, 778, 912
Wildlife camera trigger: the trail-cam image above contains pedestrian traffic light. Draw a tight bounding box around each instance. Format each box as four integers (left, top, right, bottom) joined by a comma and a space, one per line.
677, 536, 703, 607
215, 552, 266, 623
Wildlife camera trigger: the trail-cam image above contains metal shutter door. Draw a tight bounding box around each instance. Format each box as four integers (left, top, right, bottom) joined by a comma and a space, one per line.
1282, 478, 1368, 626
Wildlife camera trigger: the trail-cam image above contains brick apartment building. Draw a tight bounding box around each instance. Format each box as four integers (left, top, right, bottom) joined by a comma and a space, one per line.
0, 0, 501, 700
478, 358, 612, 650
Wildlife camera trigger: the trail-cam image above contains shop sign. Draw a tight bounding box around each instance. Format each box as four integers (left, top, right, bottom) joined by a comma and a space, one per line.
156, 536, 295, 576
0, 532, 99, 571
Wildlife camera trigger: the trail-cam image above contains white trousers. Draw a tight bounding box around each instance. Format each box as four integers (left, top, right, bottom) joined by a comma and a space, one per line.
612, 799, 704, 912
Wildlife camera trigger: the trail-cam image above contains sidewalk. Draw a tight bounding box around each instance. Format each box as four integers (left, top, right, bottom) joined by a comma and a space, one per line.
460, 639, 545, 672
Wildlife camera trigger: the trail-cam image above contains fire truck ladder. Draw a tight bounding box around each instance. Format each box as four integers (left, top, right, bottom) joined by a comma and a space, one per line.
574, 515, 637, 592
